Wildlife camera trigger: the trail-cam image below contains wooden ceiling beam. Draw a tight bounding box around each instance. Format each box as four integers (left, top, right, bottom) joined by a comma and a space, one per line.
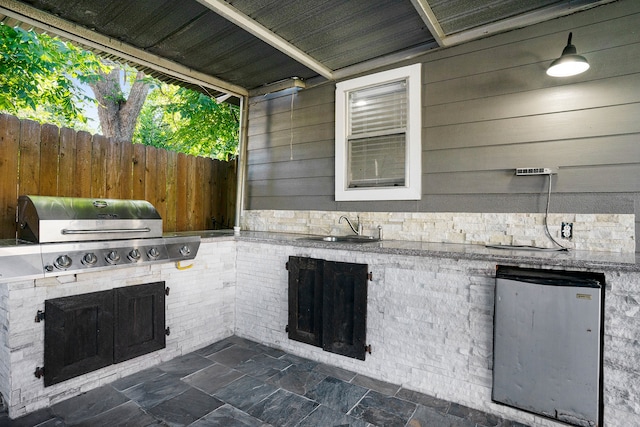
408, 0, 446, 47
194, 0, 334, 80
409, 0, 616, 48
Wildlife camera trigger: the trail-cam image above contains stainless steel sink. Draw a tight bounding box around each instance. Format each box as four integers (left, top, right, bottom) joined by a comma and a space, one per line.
302, 235, 380, 243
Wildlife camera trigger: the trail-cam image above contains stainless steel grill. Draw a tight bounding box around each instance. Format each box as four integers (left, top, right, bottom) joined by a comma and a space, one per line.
18, 195, 163, 243
3, 195, 201, 279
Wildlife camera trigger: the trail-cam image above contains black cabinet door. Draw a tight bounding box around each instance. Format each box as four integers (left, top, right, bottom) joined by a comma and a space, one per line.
44, 282, 166, 386
322, 261, 368, 360
287, 256, 368, 360
288, 256, 324, 347
44, 290, 114, 386
114, 282, 166, 363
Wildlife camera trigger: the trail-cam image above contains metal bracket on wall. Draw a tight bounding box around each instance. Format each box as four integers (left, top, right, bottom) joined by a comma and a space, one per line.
35, 310, 45, 322
364, 344, 372, 355
34, 366, 45, 379
165, 327, 171, 336
368, 272, 373, 281
165, 287, 170, 296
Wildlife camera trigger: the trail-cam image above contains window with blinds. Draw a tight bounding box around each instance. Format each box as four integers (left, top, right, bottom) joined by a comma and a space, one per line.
335, 63, 421, 201
348, 80, 407, 188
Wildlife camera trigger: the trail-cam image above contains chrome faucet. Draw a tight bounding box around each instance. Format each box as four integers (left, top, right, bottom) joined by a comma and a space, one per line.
339, 215, 362, 235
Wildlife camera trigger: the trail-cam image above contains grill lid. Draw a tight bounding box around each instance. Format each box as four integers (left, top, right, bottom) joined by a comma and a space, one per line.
18, 195, 163, 243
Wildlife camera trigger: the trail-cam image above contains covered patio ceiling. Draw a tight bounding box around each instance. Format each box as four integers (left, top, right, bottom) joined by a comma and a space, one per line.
0, 0, 613, 100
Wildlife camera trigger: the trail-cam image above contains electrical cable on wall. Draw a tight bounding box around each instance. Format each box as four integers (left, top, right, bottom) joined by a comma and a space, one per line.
487, 171, 568, 252
543, 173, 568, 251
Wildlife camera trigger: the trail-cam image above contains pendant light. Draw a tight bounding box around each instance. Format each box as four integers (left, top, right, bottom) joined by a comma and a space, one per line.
546, 32, 590, 77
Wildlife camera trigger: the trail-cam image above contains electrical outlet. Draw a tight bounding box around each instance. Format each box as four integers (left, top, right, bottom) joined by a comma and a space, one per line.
561, 222, 573, 239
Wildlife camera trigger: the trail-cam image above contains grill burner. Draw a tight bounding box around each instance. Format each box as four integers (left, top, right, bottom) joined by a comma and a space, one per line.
12, 195, 200, 277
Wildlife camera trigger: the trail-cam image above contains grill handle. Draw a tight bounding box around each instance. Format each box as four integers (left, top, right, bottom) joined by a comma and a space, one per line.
61, 227, 151, 235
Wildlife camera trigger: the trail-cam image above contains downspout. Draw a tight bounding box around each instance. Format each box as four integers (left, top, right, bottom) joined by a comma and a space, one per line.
234, 95, 249, 235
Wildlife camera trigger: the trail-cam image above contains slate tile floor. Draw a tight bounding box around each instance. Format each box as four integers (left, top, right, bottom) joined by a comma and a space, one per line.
0, 336, 528, 427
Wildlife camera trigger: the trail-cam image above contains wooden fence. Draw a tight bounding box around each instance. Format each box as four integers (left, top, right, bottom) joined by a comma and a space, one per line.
0, 114, 236, 239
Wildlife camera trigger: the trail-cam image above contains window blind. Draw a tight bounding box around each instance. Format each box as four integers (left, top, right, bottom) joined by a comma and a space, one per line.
347, 79, 407, 188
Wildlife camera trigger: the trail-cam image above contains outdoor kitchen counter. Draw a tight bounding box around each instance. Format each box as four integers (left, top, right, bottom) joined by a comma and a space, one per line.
196, 230, 640, 272
225, 230, 640, 427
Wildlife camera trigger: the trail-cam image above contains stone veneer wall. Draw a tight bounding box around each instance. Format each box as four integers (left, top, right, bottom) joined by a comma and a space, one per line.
234, 240, 640, 427
0, 284, 9, 411
0, 239, 236, 418
241, 210, 636, 253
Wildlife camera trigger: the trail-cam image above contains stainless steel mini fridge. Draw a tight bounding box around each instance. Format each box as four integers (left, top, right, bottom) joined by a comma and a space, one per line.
493, 266, 605, 427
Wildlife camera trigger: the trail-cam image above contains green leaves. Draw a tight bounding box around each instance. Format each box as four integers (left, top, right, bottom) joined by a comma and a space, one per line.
133, 83, 239, 160
0, 24, 104, 127
0, 23, 239, 160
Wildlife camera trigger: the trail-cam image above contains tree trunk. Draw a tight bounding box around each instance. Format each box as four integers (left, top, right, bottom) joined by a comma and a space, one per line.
89, 68, 150, 142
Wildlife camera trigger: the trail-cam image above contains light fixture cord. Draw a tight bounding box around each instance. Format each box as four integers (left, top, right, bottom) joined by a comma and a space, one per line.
543, 173, 568, 251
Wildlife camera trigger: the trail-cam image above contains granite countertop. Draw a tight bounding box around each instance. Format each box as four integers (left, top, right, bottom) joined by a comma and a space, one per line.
2, 232, 636, 276
200, 230, 640, 272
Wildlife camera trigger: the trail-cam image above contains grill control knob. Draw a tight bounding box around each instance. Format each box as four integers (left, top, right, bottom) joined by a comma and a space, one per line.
54, 255, 72, 269
82, 252, 98, 266
179, 245, 191, 257
128, 249, 141, 261
106, 250, 121, 264
148, 247, 160, 259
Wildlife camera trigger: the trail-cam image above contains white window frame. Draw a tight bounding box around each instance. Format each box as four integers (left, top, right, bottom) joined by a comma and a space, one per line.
335, 63, 422, 201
